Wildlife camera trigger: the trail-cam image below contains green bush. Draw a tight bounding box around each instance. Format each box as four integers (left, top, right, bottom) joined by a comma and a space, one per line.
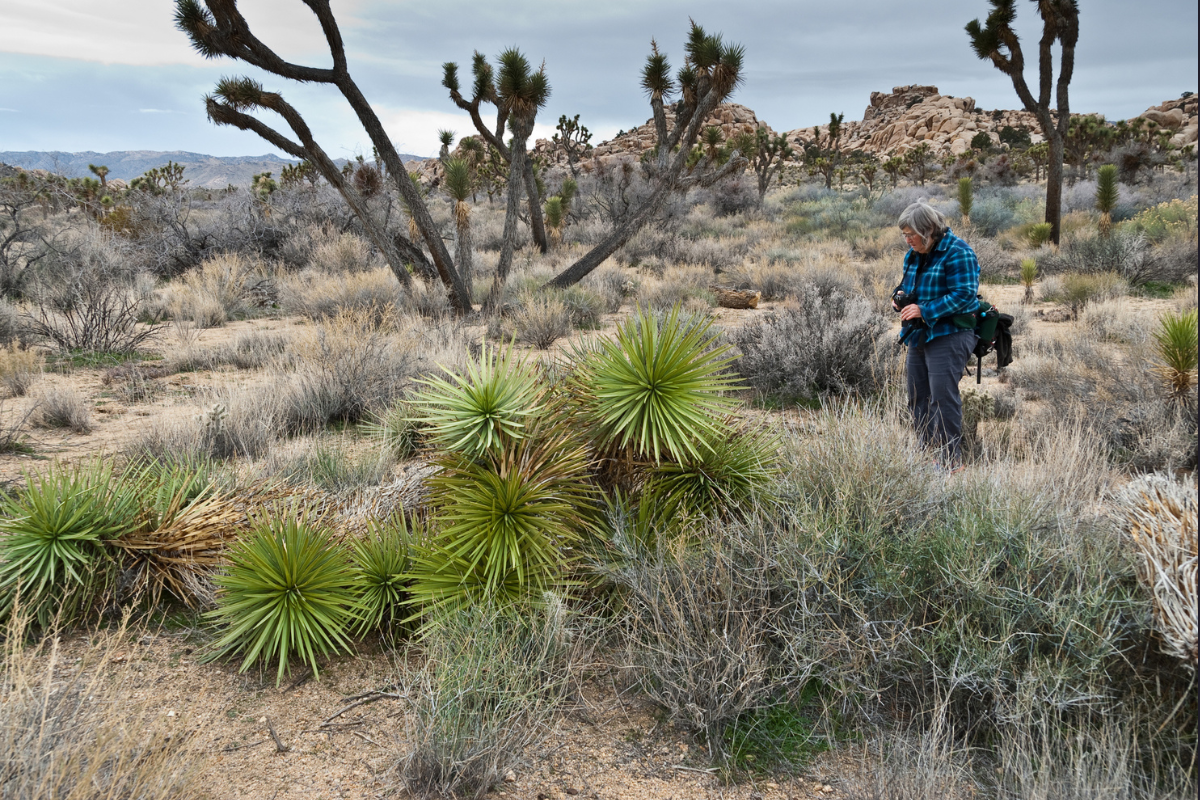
204, 508, 358, 685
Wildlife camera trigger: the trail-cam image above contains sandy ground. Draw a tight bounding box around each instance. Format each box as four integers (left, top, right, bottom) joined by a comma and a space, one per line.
62, 626, 852, 800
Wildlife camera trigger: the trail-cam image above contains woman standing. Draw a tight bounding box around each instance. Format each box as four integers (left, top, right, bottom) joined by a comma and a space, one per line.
893, 201, 980, 466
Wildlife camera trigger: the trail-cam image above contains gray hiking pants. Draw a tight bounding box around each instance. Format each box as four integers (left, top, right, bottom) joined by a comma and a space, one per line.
906, 329, 977, 465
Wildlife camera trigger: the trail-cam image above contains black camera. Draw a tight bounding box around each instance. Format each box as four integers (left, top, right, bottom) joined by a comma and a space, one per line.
892, 289, 926, 330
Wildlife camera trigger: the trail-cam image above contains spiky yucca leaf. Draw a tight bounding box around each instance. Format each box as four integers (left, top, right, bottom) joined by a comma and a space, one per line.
350, 513, 413, 637
0, 462, 138, 626
582, 306, 739, 463
408, 425, 595, 616
642, 421, 778, 524
364, 399, 426, 461
411, 342, 541, 459
205, 509, 358, 685
1153, 309, 1198, 404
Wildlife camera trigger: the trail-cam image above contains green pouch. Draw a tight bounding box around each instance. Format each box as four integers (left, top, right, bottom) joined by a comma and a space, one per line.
952, 311, 978, 330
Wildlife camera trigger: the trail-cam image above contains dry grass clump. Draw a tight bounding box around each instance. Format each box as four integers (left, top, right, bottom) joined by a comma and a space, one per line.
174, 252, 258, 327
0, 298, 21, 346
1118, 474, 1197, 668
399, 604, 578, 799
171, 329, 293, 373
638, 265, 716, 312
579, 263, 635, 312
310, 230, 377, 273
1080, 299, 1154, 344
277, 309, 416, 432
0, 617, 206, 800
496, 293, 572, 349
0, 342, 42, 397
32, 384, 92, 433
279, 265, 402, 321
129, 388, 282, 462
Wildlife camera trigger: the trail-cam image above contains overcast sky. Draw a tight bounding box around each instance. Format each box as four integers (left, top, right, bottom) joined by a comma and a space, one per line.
0, 0, 1196, 159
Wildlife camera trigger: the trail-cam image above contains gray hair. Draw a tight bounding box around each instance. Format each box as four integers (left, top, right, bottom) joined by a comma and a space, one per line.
898, 201, 949, 245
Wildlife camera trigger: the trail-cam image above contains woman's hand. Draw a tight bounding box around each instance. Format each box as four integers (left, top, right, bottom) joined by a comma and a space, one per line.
899, 304, 923, 322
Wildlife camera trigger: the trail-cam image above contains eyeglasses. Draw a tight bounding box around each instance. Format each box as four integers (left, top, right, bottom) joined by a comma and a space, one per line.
901, 231, 924, 243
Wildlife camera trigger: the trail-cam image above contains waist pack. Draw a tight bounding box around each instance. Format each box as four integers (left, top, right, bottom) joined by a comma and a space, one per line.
953, 298, 1014, 384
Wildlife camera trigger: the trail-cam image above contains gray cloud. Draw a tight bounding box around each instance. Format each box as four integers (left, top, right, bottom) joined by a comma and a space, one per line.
0, 0, 1195, 158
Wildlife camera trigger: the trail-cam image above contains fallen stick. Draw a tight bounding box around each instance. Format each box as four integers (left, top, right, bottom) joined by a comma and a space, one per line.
321, 691, 406, 726
266, 717, 289, 753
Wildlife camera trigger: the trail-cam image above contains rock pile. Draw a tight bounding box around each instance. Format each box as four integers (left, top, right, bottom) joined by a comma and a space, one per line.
1138, 95, 1198, 148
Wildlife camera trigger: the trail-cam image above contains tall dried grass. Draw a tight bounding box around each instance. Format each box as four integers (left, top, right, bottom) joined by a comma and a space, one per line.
0, 616, 206, 799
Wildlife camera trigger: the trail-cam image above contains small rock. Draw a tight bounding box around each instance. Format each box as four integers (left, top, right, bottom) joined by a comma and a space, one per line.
166, 710, 176, 717
503, 770, 517, 783
258, 717, 267, 725
823, 785, 834, 794
565, 790, 580, 797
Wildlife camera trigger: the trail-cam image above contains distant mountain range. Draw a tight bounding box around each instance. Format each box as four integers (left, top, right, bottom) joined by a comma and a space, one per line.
0, 150, 428, 189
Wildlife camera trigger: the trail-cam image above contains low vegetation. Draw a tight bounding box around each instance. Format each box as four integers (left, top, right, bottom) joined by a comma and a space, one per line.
0, 107, 1195, 798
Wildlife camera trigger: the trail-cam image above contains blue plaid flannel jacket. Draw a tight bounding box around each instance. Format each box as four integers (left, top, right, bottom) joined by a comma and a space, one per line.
897, 229, 980, 345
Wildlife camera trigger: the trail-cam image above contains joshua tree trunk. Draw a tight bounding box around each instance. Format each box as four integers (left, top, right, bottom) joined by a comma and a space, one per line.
523, 160, 547, 253
488, 127, 529, 308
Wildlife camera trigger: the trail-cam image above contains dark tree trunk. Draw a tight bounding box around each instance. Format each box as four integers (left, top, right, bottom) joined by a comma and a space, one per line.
1045, 130, 1065, 245
488, 137, 528, 308
523, 159, 548, 253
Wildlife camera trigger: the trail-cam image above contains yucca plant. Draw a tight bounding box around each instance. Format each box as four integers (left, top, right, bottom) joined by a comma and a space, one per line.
205, 508, 358, 685
443, 156, 474, 278
1096, 163, 1118, 238
578, 306, 739, 465
407, 423, 595, 617
1028, 222, 1053, 247
0, 461, 138, 626
544, 195, 564, 247
410, 342, 542, 460
957, 176, 973, 227
350, 513, 414, 638
642, 421, 778, 525
112, 456, 229, 608
1153, 309, 1198, 409
1020, 258, 1038, 304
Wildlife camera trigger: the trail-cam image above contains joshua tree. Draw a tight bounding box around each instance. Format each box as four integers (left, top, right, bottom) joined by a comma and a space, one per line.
967, 0, 1079, 245
443, 157, 474, 279
173, 0, 473, 312
443, 51, 550, 256
1095, 163, 1118, 237
437, 129, 456, 163
859, 160, 878, 192
804, 113, 844, 189
735, 126, 794, 203
87, 164, 109, 192
543, 25, 748, 290
957, 176, 974, 227
904, 143, 935, 187
1020, 257, 1038, 304
552, 114, 592, 178
882, 156, 905, 188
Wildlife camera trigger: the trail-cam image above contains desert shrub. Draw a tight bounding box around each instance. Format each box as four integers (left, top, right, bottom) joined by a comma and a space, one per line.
639, 267, 716, 312
1039, 272, 1127, 317
266, 437, 390, 493
968, 195, 1020, 236
556, 285, 606, 329
0, 342, 41, 396
706, 174, 758, 217
0, 461, 138, 625
1080, 299, 1154, 344
365, 398, 426, 461
24, 275, 161, 353
849, 228, 908, 261
1127, 195, 1197, 243
399, 604, 575, 799
606, 528, 779, 763
174, 252, 256, 327
278, 310, 414, 432
280, 265, 401, 321
0, 298, 20, 345
129, 388, 281, 462
1038, 229, 1187, 285
970, 235, 1021, 281
1009, 333, 1197, 472
732, 284, 890, 403
580, 264, 635, 312
204, 506, 358, 685
0, 618, 206, 800
310, 230, 376, 273
171, 329, 293, 372
32, 384, 93, 433
672, 234, 751, 268
511, 294, 572, 349
726, 261, 809, 302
